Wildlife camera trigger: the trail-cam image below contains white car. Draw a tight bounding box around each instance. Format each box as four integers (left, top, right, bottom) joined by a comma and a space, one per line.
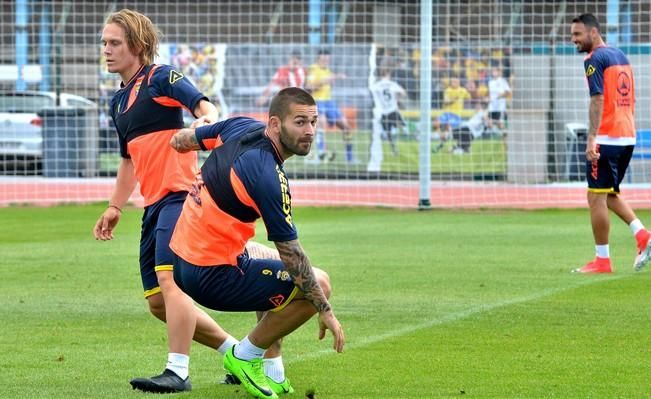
0, 91, 97, 169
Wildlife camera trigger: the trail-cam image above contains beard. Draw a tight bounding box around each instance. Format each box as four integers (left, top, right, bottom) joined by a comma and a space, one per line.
577, 39, 591, 53
279, 125, 311, 156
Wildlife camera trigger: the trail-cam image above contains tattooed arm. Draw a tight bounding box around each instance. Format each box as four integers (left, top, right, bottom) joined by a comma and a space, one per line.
586, 94, 604, 161
275, 239, 345, 352
170, 128, 201, 153
275, 239, 331, 312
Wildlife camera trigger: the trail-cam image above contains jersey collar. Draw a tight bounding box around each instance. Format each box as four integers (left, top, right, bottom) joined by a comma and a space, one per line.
264, 129, 286, 163
120, 64, 146, 88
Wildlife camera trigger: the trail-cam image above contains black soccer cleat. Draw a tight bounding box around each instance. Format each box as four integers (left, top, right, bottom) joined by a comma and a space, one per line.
130, 369, 191, 393
220, 373, 241, 385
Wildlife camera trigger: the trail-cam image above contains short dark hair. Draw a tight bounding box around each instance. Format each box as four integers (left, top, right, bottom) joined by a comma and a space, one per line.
318, 48, 331, 56
269, 87, 316, 120
572, 13, 600, 31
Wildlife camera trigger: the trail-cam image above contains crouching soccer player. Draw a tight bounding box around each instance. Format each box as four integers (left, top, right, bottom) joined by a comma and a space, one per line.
167, 87, 345, 398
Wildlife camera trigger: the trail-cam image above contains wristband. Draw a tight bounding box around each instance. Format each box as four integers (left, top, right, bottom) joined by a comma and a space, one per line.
108, 204, 122, 213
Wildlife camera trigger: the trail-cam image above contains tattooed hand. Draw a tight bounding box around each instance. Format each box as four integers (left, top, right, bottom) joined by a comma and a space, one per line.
319, 309, 345, 352
274, 239, 345, 352
170, 128, 201, 153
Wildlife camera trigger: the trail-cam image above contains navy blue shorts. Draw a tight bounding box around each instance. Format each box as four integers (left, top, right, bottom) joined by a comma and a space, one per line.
586, 144, 634, 194
139, 191, 187, 298
173, 251, 299, 312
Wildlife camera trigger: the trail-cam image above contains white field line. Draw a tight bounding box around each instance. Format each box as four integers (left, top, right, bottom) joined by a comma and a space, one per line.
287, 274, 629, 363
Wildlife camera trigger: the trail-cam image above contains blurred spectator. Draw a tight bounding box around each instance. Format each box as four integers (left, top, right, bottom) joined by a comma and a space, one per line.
169, 43, 227, 119
464, 54, 487, 83
448, 49, 464, 78
392, 48, 418, 101
256, 51, 306, 106
501, 48, 513, 80
464, 79, 488, 108
432, 47, 451, 72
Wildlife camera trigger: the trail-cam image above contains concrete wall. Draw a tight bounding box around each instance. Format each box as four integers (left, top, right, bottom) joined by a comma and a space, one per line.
507, 109, 548, 184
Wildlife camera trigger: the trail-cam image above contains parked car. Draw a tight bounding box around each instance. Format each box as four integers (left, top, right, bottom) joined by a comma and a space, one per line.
0, 91, 97, 174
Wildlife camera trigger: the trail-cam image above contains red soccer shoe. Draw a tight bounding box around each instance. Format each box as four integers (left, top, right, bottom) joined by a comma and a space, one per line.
573, 257, 612, 274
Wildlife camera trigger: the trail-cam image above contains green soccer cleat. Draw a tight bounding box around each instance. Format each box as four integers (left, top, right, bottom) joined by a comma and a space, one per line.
223, 347, 278, 399
267, 377, 294, 395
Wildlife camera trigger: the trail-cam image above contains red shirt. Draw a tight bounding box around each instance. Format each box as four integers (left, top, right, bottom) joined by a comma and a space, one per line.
271, 66, 306, 89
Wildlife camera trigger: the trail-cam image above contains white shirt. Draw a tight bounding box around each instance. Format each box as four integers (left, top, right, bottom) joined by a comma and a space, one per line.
461, 110, 487, 138
370, 78, 404, 115
488, 77, 511, 112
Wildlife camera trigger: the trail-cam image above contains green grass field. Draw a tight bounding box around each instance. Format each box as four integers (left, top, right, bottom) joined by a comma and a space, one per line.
2, 204, 651, 398
283, 130, 507, 176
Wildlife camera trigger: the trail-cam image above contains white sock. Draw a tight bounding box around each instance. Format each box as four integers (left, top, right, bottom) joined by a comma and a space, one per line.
233, 336, 265, 361
263, 356, 285, 383
217, 335, 239, 354
166, 353, 189, 380
595, 244, 610, 259
630, 219, 645, 235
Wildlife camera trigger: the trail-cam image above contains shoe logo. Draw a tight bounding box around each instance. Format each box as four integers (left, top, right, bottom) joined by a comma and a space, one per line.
241, 370, 273, 397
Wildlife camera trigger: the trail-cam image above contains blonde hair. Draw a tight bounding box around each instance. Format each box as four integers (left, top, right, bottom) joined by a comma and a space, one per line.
105, 9, 160, 65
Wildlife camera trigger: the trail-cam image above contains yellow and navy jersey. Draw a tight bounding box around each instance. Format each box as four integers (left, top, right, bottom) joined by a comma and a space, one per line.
584, 46, 636, 145
307, 63, 332, 101
170, 117, 297, 266
109, 64, 207, 205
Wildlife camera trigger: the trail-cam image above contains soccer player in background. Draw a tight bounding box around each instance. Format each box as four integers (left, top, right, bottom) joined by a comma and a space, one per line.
570, 13, 651, 273
487, 67, 511, 133
94, 9, 238, 392
256, 50, 306, 106
306, 48, 352, 163
433, 77, 470, 153
367, 66, 407, 172
450, 101, 489, 155
168, 87, 345, 399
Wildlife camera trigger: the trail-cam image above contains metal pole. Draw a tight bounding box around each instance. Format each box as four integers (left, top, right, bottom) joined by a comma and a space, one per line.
606, 0, 620, 46
418, 0, 433, 209
327, 0, 337, 44
15, 0, 29, 91
39, 3, 51, 91
621, 1, 631, 44
54, 2, 71, 106
308, 0, 321, 45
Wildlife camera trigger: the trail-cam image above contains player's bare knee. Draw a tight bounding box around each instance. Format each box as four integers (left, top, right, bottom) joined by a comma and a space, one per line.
314, 268, 332, 299
147, 293, 166, 321
156, 270, 178, 292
